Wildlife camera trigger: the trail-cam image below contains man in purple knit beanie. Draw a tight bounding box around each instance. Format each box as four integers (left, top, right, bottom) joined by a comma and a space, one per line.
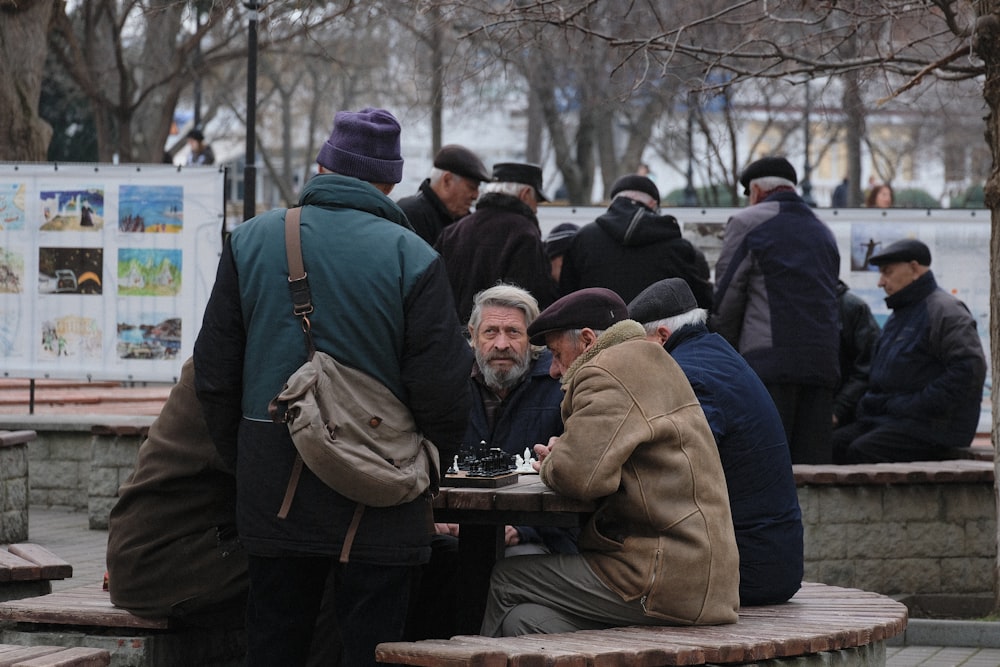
194, 108, 473, 666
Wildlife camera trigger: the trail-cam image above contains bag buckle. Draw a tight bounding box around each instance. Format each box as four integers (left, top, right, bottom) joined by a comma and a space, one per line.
288, 274, 313, 316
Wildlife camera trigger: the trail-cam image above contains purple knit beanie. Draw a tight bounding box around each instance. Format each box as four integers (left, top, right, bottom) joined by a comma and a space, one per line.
316, 108, 404, 184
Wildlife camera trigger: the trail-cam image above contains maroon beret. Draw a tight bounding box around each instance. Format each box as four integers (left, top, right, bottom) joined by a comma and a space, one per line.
528, 287, 629, 345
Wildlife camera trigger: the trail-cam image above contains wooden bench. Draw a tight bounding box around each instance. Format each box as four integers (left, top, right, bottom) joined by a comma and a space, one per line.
0, 546, 72, 603
0, 585, 243, 667
375, 582, 907, 666
0, 643, 109, 667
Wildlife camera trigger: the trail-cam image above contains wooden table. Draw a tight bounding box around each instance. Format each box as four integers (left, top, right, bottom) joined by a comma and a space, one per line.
433, 475, 596, 635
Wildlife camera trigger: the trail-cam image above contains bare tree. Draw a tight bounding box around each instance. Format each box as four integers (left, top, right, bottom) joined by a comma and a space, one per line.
46, 1, 360, 163
0, 0, 60, 161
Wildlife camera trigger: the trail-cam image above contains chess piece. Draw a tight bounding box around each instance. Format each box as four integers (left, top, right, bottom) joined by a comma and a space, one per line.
449, 454, 460, 474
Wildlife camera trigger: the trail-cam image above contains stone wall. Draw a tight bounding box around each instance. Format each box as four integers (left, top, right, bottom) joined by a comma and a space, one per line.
0, 431, 33, 543
0, 416, 151, 530
795, 461, 997, 596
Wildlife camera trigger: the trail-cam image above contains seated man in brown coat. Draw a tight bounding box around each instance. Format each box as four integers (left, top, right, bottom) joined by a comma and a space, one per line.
107, 357, 246, 625
107, 358, 340, 664
480, 288, 739, 636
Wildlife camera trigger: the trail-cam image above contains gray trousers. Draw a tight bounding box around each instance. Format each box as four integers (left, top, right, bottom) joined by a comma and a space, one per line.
479, 553, 660, 636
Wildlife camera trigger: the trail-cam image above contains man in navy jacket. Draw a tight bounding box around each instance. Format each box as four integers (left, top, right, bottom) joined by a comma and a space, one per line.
712, 156, 840, 463
832, 239, 986, 463
629, 278, 803, 606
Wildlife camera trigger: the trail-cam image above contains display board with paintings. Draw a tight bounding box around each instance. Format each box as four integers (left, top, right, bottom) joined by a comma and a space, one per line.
0, 164, 224, 382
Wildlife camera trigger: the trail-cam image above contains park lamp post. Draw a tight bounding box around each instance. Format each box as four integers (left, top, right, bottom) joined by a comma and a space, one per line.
800, 81, 817, 207
243, 1, 261, 222
683, 91, 698, 206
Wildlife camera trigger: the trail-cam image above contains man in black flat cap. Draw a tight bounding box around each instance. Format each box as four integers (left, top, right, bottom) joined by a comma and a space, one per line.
396, 144, 490, 245
712, 155, 840, 464
480, 287, 738, 636
435, 161, 559, 323
557, 174, 713, 307
832, 239, 986, 463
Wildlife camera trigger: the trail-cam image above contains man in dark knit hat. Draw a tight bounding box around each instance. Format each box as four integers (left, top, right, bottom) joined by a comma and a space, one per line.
832, 239, 986, 463
558, 173, 713, 307
396, 144, 490, 245
195, 107, 472, 667
543, 222, 579, 282
480, 287, 738, 636
712, 155, 840, 464
435, 161, 559, 324
628, 278, 803, 606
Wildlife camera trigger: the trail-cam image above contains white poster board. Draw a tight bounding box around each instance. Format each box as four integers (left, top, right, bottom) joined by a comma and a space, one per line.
0, 163, 225, 382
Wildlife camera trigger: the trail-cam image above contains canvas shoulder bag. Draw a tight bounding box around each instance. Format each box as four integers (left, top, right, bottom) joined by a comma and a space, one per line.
268, 207, 440, 514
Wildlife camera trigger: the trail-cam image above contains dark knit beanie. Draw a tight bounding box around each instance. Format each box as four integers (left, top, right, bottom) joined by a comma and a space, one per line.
610, 175, 660, 209
316, 108, 404, 184
545, 222, 580, 258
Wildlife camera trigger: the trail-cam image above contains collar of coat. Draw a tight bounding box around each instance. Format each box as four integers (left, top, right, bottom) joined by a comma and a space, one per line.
560, 319, 646, 385
475, 191, 539, 223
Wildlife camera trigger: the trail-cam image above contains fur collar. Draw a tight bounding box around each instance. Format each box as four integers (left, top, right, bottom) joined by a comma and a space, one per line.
561, 320, 646, 385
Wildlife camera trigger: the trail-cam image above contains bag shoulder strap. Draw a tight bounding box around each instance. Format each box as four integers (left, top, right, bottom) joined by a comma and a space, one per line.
283, 207, 314, 327
277, 207, 367, 553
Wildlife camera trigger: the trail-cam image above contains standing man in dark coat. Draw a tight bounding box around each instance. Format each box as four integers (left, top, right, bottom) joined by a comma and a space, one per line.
194, 107, 472, 667
712, 156, 840, 464
396, 144, 490, 246
435, 162, 559, 324
559, 174, 713, 307
832, 239, 986, 463
629, 278, 803, 606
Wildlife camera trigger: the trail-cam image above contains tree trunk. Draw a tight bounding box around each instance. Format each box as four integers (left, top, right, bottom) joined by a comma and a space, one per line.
972, 2, 1000, 615
842, 69, 865, 207
0, 0, 57, 160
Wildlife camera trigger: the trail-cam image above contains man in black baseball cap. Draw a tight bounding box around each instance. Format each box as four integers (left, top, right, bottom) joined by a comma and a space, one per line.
396, 143, 489, 245
832, 236, 986, 464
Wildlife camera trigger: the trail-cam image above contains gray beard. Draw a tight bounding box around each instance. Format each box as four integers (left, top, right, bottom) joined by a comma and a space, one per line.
475, 348, 532, 394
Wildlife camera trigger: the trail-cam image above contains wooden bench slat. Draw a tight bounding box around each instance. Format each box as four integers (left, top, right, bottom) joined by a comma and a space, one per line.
0, 552, 40, 583
376, 583, 908, 666
7, 545, 73, 580
375, 640, 508, 667
0, 647, 66, 667
11, 646, 110, 667
0, 585, 169, 630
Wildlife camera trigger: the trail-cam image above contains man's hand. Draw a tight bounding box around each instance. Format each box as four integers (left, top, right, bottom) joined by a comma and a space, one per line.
531, 436, 558, 471
504, 525, 520, 546
434, 523, 459, 536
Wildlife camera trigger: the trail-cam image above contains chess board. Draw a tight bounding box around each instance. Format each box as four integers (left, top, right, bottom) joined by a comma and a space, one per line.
441, 471, 520, 488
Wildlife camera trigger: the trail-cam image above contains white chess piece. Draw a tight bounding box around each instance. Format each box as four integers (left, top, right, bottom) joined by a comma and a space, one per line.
523, 447, 532, 463
515, 454, 524, 468
449, 454, 459, 474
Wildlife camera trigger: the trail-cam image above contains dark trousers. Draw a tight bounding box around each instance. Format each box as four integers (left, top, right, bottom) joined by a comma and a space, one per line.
831, 421, 959, 463
405, 533, 460, 640
246, 554, 415, 667
766, 383, 834, 464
